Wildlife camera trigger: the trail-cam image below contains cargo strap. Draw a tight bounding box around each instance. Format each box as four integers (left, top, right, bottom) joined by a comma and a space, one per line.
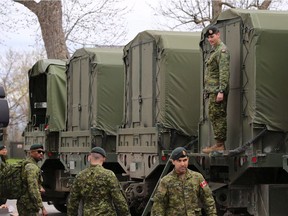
141, 155, 172, 216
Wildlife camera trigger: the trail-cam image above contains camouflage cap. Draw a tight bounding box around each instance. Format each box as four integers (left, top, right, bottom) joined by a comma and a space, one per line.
30, 144, 44, 150
171, 147, 187, 160
91, 147, 106, 158
205, 25, 219, 37
0, 145, 6, 151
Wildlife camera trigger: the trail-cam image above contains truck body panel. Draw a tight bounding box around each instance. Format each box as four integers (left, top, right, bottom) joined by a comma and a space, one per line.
117, 30, 201, 213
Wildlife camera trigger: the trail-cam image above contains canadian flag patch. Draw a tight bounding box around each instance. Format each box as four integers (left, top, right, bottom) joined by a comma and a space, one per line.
200, 180, 208, 188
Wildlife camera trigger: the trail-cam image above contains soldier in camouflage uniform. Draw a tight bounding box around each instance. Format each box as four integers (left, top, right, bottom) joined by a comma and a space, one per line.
0, 145, 8, 207
151, 147, 217, 216
67, 147, 131, 216
16, 144, 47, 216
202, 25, 230, 154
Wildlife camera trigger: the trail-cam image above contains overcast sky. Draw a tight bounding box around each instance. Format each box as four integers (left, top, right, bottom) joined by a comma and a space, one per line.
0, 0, 160, 55
126, 0, 158, 38
4, 0, 288, 56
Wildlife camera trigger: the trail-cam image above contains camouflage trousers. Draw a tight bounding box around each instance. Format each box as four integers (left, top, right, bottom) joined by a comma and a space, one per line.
208, 93, 228, 141
17, 199, 40, 216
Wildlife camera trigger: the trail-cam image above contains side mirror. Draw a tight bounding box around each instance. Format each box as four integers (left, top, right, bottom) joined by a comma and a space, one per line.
0, 86, 5, 98
0, 85, 9, 127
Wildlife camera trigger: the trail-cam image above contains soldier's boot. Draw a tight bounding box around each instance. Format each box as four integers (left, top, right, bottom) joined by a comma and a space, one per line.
202, 141, 225, 154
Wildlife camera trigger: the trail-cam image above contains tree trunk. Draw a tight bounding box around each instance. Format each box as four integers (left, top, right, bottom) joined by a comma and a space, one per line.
212, 0, 222, 20
260, 0, 272, 9
15, 0, 69, 59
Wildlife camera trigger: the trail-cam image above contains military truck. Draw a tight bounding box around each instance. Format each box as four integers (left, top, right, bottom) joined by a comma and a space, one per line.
24, 48, 126, 212
23, 59, 67, 211
117, 30, 201, 214
193, 9, 288, 215
136, 10, 288, 215
58, 47, 125, 175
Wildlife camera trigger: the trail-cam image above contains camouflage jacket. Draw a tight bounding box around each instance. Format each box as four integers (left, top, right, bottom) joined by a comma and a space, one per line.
0, 156, 6, 170
67, 164, 131, 216
0, 157, 7, 205
151, 169, 217, 216
204, 41, 230, 94
18, 156, 44, 211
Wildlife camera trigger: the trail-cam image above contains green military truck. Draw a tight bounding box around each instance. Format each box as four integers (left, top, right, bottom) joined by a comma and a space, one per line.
56, 47, 126, 195
117, 30, 201, 214
194, 9, 288, 215
23, 59, 67, 211
26, 48, 125, 212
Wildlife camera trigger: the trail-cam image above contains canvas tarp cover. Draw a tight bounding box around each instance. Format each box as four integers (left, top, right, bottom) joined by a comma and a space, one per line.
28, 59, 66, 131
124, 31, 201, 136
217, 9, 288, 131
69, 48, 124, 135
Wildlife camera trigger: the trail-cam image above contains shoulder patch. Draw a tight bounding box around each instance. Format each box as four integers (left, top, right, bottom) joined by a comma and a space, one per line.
221, 49, 226, 53
200, 180, 208, 188
25, 163, 37, 171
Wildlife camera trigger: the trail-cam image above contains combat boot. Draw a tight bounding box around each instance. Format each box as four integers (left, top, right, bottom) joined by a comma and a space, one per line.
202, 141, 225, 154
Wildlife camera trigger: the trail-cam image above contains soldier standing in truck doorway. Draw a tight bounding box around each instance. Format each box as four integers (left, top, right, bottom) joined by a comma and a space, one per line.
151, 147, 217, 215
202, 25, 230, 154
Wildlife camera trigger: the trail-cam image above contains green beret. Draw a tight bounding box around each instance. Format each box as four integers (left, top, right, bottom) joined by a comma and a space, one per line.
0, 145, 6, 151
91, 147, 106, 157
30, 144, 44, 150
205, 25, 219, 38
171, 147, 187, 160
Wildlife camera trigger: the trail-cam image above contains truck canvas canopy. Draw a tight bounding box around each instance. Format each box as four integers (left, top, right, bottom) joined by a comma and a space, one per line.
66, 48, 124, 135
28, 59, 66, 131
123, 30, 201, 137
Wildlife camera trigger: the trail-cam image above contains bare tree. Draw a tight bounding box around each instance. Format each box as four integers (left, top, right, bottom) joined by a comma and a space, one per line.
1, 0, 129, 59
0, 50, 44, 140
14, 0, 69, 59
61, 0, 128, 52
152, 0, 283, 31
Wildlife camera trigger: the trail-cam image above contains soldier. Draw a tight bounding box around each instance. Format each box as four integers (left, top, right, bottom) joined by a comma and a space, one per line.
67, 147, 131, 216
16, 144, 47, 216
0, 145, 8, 207
151, 147, 217, 216
202, 25, 230, 154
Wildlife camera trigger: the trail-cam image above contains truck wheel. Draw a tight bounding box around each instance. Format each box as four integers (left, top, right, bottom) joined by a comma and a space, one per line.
53, 203, 67, 213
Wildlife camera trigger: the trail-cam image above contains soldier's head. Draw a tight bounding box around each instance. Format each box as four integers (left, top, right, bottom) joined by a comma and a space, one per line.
171, 147, 189, 175
89, 147, 106, 165
0, 145, 7, 156
29, 144, 45, 162
205, 25, 221, 47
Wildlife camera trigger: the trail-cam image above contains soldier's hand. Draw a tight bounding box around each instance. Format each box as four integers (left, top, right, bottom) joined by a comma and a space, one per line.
42, 207, 48, 216
40, 187, 46, 194
0, 204, 8, 209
